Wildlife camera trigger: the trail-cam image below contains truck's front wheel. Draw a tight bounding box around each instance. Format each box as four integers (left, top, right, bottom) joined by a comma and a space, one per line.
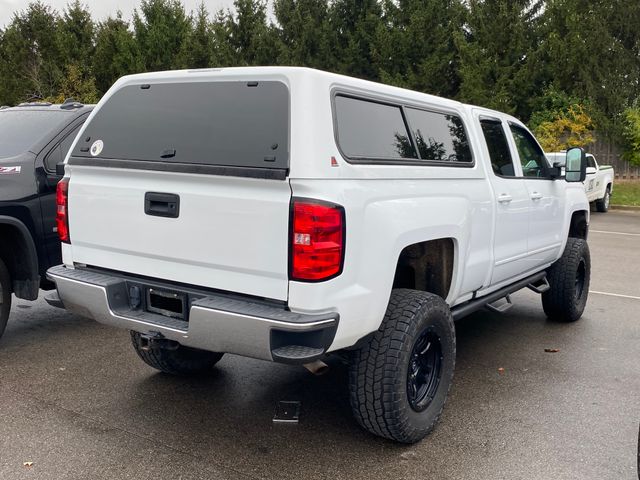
349, 289, 455, 443
542, 237, 590, 322
130, 332, 224, 375
0, 258, 12, 340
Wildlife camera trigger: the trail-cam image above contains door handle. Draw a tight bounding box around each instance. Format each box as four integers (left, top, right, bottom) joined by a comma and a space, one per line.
497, 194, 513, 204
530, 192, 543, 201
144, 192, 180, 218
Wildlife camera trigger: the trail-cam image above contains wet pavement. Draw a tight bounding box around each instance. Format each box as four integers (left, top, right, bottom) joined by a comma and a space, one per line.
0, 211, 638, 479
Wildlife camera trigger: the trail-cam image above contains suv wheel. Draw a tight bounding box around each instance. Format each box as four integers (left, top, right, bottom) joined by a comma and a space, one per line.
0, 258, 11, 340
130, 331, 224, 375
542, 237, 590, 322
596, 186, 611, 213
349, 289, 455, 443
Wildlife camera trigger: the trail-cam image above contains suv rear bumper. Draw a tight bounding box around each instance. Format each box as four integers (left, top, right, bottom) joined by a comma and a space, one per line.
47, 265, 338, 363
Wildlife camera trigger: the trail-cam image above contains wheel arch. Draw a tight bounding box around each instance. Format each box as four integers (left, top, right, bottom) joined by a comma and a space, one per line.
0, 216, 40, 300
391, 237, 457, 302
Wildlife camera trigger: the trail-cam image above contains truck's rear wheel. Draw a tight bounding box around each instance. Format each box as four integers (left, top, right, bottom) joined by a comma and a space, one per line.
349, 289, 455, 443
130, 331, 224, 375
595, 186, 611, 213
0, 258, 12, 340
542, 237, 590, 322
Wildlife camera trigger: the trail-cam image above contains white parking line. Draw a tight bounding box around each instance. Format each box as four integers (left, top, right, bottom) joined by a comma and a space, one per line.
590, 290, 640, 300
590, 230, 640, 237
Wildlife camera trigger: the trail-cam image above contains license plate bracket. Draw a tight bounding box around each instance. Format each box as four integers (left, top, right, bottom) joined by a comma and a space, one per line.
146, 288, 187, 320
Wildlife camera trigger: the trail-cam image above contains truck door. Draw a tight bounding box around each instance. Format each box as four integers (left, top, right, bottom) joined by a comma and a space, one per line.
508, 124, 564, 269
477, 116, 531, 285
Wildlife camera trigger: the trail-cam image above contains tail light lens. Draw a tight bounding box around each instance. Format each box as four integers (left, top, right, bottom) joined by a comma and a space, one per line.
56, 178, 70, 243
290, 199, 345, 281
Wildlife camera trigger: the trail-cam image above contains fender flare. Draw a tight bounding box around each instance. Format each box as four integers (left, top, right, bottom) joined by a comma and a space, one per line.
0, 216, 40, 300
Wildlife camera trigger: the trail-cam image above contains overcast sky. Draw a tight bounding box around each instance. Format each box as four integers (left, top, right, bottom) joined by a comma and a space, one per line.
0, 0, 237, 27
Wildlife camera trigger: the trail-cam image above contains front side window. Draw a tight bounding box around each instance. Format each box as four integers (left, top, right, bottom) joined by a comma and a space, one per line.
405, 108, 473, 163
334, 95, 417, 160
480, 119, 515, 177
587, 155, 596, 169
510, 125, 549, 178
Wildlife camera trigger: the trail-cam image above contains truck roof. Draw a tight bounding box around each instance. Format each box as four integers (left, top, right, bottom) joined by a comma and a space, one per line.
108, 66, 520, 125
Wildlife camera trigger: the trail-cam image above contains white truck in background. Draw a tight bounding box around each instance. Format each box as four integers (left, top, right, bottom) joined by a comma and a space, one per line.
47, 67, 592, 444
547, 151, 614, 212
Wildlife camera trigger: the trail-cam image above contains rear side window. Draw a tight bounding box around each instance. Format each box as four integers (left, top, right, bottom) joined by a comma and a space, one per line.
334, 96, 417, 160
73, 81, 289, 170
0, 110, 70, 158
405, 108, 473, 163
480, 119, 515, 177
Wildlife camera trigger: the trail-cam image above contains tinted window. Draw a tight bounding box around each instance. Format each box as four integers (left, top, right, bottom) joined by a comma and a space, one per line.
510, 125, 549, 178
334, 96, 417, 160
45, 124, 83, 172
587, 155, 596, 169
74, 81, 289, 169
480, 120, 515, 176
0, 110, 70, 158
405, 108, 473, 163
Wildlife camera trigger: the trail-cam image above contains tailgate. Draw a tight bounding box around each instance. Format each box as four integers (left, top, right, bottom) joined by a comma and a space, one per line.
67, 166, 291, 300
64, 77, 292, 300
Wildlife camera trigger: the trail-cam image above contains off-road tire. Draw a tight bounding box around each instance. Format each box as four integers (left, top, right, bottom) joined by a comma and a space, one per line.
349, 289, 456, 443
542, 237, 590, 322
0, 258, 12, 340
130, 331, 224, 375
595, 186, 611, 213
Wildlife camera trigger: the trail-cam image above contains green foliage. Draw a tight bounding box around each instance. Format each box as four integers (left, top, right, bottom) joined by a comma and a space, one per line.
533, 104, 595, 152
457, 0, 543, 119
0, 0, 637, 175
45, 64, 99, 104
610, 182, 640, 207
92, 14, 144, 93
375, 0, 465, 97
133, 0, 191, 71
621, 108, 640, 166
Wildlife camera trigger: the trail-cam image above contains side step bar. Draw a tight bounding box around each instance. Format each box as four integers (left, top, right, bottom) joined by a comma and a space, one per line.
451, 271, 547, 321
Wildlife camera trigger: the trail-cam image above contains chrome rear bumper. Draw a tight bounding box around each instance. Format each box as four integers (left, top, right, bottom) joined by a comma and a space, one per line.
47, 265, 338, 363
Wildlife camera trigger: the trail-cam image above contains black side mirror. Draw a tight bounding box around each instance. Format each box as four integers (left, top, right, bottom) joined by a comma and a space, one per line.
55, 162, 65, 176
548, 162, 562, 180
565, 147, 587, 183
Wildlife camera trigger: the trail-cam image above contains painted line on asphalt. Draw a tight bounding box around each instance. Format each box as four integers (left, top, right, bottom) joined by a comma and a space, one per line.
590, 229, 640, 237
589, 290, 640, 301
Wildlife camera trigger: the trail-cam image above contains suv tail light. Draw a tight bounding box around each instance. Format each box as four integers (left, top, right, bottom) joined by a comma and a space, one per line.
290, 199, 345, 281
56, 178, 70, 243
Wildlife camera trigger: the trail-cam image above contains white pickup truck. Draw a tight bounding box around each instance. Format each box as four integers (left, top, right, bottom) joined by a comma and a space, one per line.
47, 67, 591, 443
547, 151, 614, 212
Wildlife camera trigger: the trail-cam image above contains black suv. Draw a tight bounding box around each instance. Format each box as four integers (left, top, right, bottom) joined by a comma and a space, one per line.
0, 100, 93, 338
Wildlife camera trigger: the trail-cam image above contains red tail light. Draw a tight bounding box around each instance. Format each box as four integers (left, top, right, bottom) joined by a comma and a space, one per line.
290, 199, 345, 281
56, 178, 70, 243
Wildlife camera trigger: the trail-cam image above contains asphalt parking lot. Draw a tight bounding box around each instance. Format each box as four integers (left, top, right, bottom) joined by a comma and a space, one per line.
0, 211, 638, 480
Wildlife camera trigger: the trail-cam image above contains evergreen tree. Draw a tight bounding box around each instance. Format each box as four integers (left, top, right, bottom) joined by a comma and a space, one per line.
329, 0, 383, 80
274, 0, 335, 69
92, 13, 144, 94
538, 0, 640, 137
457, 0, 543, 118
0, 2, 63, 103
133, 0, 192, 71
178, 3, 214, 68
57, 1, 95, 68
225, 0, 279, 66
375, 0, 466, 98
